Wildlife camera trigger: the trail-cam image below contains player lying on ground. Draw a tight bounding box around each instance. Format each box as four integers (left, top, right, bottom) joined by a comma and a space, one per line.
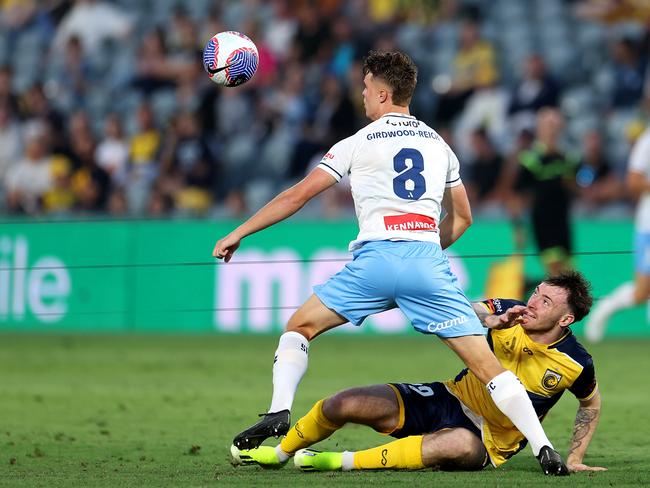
215, 50, 568, 475
232, 272, 606, 474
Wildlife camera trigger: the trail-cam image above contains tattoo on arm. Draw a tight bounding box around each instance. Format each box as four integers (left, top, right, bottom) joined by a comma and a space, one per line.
472, 304, 490, 327
568, 407, 599, 457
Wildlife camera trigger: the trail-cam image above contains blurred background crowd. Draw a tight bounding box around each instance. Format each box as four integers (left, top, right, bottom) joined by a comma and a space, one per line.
0, 0, 649, 220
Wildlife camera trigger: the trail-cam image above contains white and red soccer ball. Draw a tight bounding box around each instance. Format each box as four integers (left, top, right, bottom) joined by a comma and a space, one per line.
202, 31, 259, 87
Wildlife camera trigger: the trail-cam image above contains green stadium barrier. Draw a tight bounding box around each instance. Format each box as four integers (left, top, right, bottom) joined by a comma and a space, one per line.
0, 219, 647, 336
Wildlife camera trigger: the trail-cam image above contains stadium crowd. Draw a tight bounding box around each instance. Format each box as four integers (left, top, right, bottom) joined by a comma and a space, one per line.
0, 0, 649, 219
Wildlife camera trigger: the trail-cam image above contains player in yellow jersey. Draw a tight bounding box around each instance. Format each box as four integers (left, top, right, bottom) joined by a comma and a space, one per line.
231, 271, 606, 474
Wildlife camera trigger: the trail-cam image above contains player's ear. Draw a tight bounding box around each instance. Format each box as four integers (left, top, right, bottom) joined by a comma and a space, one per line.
558, 313, 575, 328
379, 88, 389, 104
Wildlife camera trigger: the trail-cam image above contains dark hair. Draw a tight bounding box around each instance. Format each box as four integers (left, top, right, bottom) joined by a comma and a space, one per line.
543, 271, 593, 322
362, 51, 417, 106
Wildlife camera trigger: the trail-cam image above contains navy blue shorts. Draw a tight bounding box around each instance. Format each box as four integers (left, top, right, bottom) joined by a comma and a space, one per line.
389, 381, 481, 440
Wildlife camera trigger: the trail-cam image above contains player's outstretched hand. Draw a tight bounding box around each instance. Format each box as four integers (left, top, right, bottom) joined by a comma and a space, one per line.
213, 233, 241, 262
485, 305, 528, 329
567, 462, 607, 473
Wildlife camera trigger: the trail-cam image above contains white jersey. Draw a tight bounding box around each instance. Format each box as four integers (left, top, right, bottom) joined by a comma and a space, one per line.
317, 113, 462, 251
628, 128, 650, 232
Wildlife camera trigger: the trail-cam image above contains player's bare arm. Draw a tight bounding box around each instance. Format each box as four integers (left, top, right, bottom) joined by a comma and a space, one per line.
439, 183, 473, 250
471, 303, 528, 329
627, 170, 650, 199
213, 168, 336, 262
566, 389, 606, 473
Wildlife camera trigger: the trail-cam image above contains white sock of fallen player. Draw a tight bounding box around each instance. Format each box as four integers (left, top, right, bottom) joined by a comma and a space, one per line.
487, 370, 552, 456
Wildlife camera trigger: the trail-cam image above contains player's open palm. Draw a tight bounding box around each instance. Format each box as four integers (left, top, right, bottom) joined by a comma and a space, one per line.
213, 234, 241, 262
567, 462, 607, 473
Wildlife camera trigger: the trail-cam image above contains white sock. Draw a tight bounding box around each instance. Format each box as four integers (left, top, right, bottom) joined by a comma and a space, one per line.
603, 282, 636, 312
341, 451, 355, 471
487, 370, 551, 456
269, 331, 309, 413
274, 444, 290, 462
586, 282, 636, 342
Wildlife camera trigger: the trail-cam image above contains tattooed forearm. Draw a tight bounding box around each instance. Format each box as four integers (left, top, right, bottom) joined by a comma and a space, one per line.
472, 303, 490, 326
568, 407, 599, 458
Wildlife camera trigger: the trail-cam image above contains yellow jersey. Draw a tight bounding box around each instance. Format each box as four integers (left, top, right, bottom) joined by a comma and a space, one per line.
444, 299, 597, 467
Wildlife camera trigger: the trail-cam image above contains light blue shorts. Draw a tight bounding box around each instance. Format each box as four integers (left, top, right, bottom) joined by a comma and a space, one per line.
313, 240, 483, 338
635, 232, 650, 274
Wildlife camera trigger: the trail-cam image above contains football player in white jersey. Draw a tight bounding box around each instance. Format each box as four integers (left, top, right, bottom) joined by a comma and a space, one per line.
585, 126, 650, 342
214, 51, 567, 475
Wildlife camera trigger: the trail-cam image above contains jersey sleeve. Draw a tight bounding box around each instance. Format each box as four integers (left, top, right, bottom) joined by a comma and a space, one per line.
480, 298, 526, 315
628, 131, 650, 176
445, 148, 462, 188
316, 136, 356, 182
569, 359, 598, 400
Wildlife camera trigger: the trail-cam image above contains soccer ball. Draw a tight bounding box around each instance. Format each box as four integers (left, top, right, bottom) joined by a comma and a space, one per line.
202, 31, 259, 87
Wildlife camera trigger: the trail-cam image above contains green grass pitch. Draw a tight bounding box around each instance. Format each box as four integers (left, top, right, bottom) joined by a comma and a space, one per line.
1, 334, 649, 487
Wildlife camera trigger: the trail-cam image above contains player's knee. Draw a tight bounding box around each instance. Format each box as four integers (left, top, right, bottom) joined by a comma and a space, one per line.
285, 322, 316, 341
422, 429, 486, 471
321, 391, 356, 424
448, 430, 486, 470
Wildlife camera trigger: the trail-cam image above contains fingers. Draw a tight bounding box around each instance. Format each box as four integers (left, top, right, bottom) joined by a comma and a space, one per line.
507, 305, 527, 315
213, 240, 229, 259
568, 464, 608, 472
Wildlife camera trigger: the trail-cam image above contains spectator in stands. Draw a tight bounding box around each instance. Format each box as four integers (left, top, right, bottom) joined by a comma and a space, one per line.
465, 127, 505, 212
53, 0, 133, 57
329, 16, 362, 81
159, 111, 216, 215
126, 102, 161, 213
294, 4, 332, 63
0, 103, 22, 188
47, 35, 94, 111
511, 108, 578, 276
19, 83, 66, 153
166, 6, 197, 58
240, 19, 279, 88
131, 28, 177, 95
69, 129, 110, 212
574, 130, 624, 214
451, 19, 507, 159
4, 121, 53, 214
286, 69, 358, 181
42, 155, 75, 214
0, 66, 20, 115
434, 19, 499, 127
263, 0, 298, 64
508, 53, 560, 135
95, 113, 128, 188
0, 0, 54, 55
610, 37, 646, 108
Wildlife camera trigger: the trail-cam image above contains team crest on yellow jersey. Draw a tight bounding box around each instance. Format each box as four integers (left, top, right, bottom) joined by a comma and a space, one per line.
500, 337, 516, 356
542, 369, 563, 391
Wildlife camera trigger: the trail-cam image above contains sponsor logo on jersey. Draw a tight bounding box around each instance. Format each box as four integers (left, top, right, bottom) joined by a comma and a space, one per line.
385, 119, 420, 128
542, 369, 563, 391
322, 152, 335, 160
427, 315, 468, 333
383, 213, 437, 232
